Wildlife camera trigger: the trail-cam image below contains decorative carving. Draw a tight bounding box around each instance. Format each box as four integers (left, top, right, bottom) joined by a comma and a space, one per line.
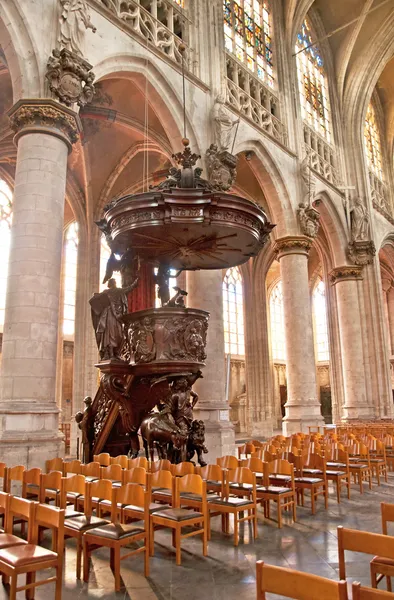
8, 99, 81, 146
163, 317, 208, 363
140, 411, 187, 462
100, 373, 133, 432
329, 266, 364, 285
93, 392, 113, 440
154, 265, 182, 307
101, 247, 139, 287
212, 95, 239, 152
46, 48, 95, 107
303, 123, 341, 186
129, 317, 156, 363
167, 287, 187, 308
274, 236, 313, 258
206, 143, 237, 191
59, 0, 96, 57
75, 396, 94, 463
350, 197, 370, 242
187, 420, 208, 466
89, 276, 139, 361
298, 203, 320, 238
300, 156, 316, 204
111, 210, 162, 231
347, 240, 376, 266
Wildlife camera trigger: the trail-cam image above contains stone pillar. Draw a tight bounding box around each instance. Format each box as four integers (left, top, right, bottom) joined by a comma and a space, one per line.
186, 269, 235, 460
330, 266, 370, 420
0, 100, 81, 469
274, 236, 324, 434
387, 286, 394, 357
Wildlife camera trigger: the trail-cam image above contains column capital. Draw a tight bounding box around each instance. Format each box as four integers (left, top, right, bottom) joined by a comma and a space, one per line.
8, 99, 82, 152
329, 265, 363, 285
274, 235, 312, 259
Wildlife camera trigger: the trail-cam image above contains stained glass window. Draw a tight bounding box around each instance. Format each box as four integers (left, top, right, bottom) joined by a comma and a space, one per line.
63, 222, 79, 336
224, 0, 274, 87
269, 280, 286, 360
295, 19, 331, 142
364, 102, 384, 181
312, 279, 329, 362
100, 237, 122, 291
223, 266, 245, 355
0, 180, 12, 328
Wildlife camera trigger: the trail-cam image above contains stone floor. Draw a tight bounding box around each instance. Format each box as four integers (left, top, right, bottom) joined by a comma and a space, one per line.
1, 474, 394, 599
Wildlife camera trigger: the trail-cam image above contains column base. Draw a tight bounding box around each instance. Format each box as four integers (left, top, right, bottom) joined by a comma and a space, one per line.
341, 406, 375, 422
194, 404, 235, 461
282, 401, 325, 435
247, 417, 274, 439
0, 404, 64, 469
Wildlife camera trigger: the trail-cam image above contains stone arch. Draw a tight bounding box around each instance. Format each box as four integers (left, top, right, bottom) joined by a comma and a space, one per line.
312, 190, 348, 265
0, 2, 41, 100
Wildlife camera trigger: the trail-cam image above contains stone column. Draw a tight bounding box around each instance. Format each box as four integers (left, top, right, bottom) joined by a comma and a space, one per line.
186, 269, 235, 460
330, 266, 370, 420
387, 286, 394, 357
274, 236, 324, 434
0, 100, 81, 469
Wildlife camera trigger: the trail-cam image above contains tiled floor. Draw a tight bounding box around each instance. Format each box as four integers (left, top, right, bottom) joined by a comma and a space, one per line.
1, 475, 394, 599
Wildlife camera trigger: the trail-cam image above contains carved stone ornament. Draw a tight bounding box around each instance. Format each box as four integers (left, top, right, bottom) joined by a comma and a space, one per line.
297, 203, 320, 238
8, 99, 81, 149
347, 240, 376, 266
274, 235, 313, 259
46, 48, 95, 107
329, 265, 364, 285
206, 143, 237, 191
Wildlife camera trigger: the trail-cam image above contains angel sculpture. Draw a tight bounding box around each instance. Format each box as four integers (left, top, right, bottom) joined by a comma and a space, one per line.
59, 0, 96, 57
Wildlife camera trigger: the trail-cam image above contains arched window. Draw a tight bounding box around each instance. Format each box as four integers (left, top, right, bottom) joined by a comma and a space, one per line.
364, 102, 383, 181
269, 280, 286, 360
0, 180, 12, 329
223, 266, 245, 355
63, 222, 79, 336
100, 237, 122, 292
295, 19, 331, 142
224, 0, 274, 86
312, 278, 329, 362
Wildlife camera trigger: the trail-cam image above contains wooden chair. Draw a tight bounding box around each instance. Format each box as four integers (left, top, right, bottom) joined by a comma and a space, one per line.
110, 455, 128, 469
121, 466, 147, 488
369, 441, 388, 485
171, 462, 195, 477
0, 494, 29, 550
150, 470, 174, 505
5, 466, 25, 495
82, 484, 149, 591
81, 461, 101, 482
216, 455, 239, 469
256, 560, 348, 600
118, 482, 168, 523
85, 479, 114, 518
59, 475, 85, 516
128, 456, 149, 470
347, 445, 373, 493
0, 464, 7, 493
324, 452, 351, 503
372, 502, 394, 591
0, 503, 65, 600
242, 457, 265, 484
352, 582, 394, 599
338, 526, 394, 589
207, 467, 257, 546
22, 468, 41, 501
150, 474, 208, 565
293, 454, 328, 514
39, 471, 63, 506
150, 459, 172, 473
100, 464, 123, 485
257, 460, 296, 528
237, 442, 255, 459
93, 453, 111, 467
195, 464, 225, 495
45, 457, 64, 474
64, 460, 82, 475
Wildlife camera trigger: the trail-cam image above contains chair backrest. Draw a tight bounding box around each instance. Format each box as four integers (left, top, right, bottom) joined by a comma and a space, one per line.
338, 526, 394, 580
5, 464, 25, 492
81, 461, 101, 478
304, 453, 326, 474
256, 561, 348, 600
262, 451, 277, 462
45, 457, 64, 474
150, 459, 172, 473
216, 455, 239, 469
110, 455, 128, 469
175, 474, 206, 509
123, 467, 147, 486
31, 503, 65, 557
226, 467, 256, 486
381, 502, 394, 535
0, 463, 7, 491
39, 471, 62, 503
5, 495, 35, 535
64, 460, 82, 475
100, 464, 123, 481
113, 484, 148, 523
268, 459, 294, 476
238, 443, 256, 458
149, 470, 174, 495
0, 491, 9, 516
197, 464, 224, 483
352, 582, 394, 600
128, 457, 149, 470
59, 474, 86, 508
85, 479, 113, 516
93, 453, 111, 466
251, 440, 264, 448
22, 468, 41, 498
172, 462, 195, 476
242, 457, 265, 474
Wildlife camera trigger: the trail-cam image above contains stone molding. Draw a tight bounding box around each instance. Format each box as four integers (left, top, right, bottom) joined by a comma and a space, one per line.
329, 265, 364, 285
8, 99, 82, 151
46, 49, 95, 108
274, 235, 312, 259
347, 239, 376, 266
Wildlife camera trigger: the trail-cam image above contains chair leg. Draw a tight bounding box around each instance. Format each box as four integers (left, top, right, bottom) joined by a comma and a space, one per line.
358, 472, 363, 494
292, 498, 297, 522
25, 572, 35, 600
114, 545, 121, 592
83, 538, 90, 583
368, 471, 372, 490
324, 484, 328, 509
311, 488, 315, 515
110, 548, 115, 573
203, 519, 208, 557
336, 479, 340, 504
386, 576, 392, 592
144, 534, 150, 577
150, 522, 155, 557
371, 565, 377, 588
347, 477, 351, 499
234, 513, 238, 547
175, 526, 181, 566
76, 538, 82, 579
277, 498, 282, 529
10, 575, 17, 600
55, 565, 62, 600
253, 508, 257, 539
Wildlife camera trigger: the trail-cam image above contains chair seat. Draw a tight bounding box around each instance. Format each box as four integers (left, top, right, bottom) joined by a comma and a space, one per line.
179, 492, 220, 502
84, 476, 99, 483
269, 474, 291, 482
326, 462, 347, 468
294, 477, 324, 484
65, 515, 109, 532
229, 483, 253, 490
66, 491, 82, 501
153, 508, 203, 522
326, 470, 346, 477
26, 484, 39, 492
302, 469, 323, 475
257, 486, 292, 495
209, 497, 252, 507
152, 488, 172, 496
64, 506, 84, 519
371, 556, 394, 567
370, 459, 385, 464
124, 502, 171, 514
0, 534, 28, 550
0, 544, 57, 567
86, 522, 144, 541
349, 463, 369, 469
205, 480, 222, 488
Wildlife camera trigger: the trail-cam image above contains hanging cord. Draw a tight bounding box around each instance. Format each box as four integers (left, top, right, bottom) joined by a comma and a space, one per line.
143, 35, 150, 192
179, 44, 188, 143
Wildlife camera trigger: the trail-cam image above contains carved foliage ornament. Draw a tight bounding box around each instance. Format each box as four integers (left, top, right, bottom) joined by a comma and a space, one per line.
329, 266, 363, 285
347, 240, 376, 266
298, 203, 320, 238
206, 143, 237, 192
46, 48, 95, 107
274, 236, 313, 257
8, 100, 80, 145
